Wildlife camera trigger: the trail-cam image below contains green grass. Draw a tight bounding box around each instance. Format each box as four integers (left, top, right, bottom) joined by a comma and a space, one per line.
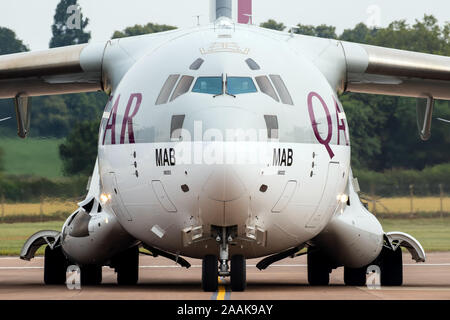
0, 218, 450, 256
0, 221, 64, 255
0, 138, 64, 178
380, 217, 450, 252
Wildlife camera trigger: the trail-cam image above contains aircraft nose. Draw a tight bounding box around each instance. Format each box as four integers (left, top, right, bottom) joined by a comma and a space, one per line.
202, 166, 246, 202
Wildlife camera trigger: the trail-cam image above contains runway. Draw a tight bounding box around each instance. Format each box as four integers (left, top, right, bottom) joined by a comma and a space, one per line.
1, 252, 450, 300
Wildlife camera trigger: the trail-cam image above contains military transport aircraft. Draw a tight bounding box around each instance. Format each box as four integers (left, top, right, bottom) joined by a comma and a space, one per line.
0, 0, 448, 291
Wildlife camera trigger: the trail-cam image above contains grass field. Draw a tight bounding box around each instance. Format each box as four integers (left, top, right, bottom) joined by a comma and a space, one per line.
0, 218, 449, 256
1, 200, 76, 216
369, 197, 450, 214
0, 137, 64, 178
380, 217, 450, 252
0, 221, 64, 255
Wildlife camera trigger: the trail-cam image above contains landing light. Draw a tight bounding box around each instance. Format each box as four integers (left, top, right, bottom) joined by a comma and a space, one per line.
100, 193, 112, 204
337, 194, 349, 203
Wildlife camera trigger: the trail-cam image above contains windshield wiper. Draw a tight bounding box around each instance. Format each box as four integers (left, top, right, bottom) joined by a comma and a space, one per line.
213, 73, 225, 98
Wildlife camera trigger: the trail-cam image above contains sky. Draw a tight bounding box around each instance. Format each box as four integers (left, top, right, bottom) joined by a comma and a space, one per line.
0, 0, 449, 51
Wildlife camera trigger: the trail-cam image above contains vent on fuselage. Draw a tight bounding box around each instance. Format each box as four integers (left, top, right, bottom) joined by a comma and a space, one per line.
264, 115, 279, 139
171, 115, 186, 140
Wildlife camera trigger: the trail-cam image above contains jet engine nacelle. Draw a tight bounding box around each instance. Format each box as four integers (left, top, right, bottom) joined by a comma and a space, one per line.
61, 198, 137, 265
313, 173, 384, 268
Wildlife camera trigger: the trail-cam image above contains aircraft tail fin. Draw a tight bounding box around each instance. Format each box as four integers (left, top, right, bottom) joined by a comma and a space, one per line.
238, 0, 252, 24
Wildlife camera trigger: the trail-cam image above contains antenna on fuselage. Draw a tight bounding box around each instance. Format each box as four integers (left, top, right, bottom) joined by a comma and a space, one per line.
193, 15, 202, 26
243, 14, 253, 25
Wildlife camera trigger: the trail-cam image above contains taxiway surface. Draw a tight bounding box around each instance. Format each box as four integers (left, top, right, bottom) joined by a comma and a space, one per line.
1, 252, 450, 300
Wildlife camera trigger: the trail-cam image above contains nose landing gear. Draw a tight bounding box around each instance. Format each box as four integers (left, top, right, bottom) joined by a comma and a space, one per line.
202, 227, 246, 292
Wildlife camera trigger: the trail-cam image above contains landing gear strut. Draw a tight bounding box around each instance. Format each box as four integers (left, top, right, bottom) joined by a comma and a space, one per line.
201, 226, 246, 292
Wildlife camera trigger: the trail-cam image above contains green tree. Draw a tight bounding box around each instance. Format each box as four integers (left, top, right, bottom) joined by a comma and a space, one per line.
59, 121, 100, 175
340, 23, 376, 44
0, 27, 28, 55
0, 147, 4, 172
295, 24, 337, 39
0, 27, 29, 135
339, 15, 450, 170
259, 19, 286, 31
112, 23, 176, 39
31, 96, 70, 137
49, 0, 90, 48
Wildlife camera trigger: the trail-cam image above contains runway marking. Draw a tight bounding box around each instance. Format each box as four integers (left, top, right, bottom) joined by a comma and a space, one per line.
0, 267, 43, 270
359, 287, 450, 292
211, 277, 230, 300
1, 263, 450, 270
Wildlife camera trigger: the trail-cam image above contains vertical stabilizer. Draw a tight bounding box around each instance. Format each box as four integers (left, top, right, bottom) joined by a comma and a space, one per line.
237, 0, 252, 24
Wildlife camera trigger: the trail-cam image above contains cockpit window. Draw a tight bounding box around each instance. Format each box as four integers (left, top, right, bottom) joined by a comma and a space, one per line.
255, 76, 279, 102
156, 74, 180, 105
226, 77, 257, 95
190, 58, 204, 70
170, 75, 194, 102
245, 58, 260, 70
269, 75, 294, 105
192, 77, 223, 95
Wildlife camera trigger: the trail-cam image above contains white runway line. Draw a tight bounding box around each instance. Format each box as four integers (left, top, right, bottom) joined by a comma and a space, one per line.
2, 263, 450, 270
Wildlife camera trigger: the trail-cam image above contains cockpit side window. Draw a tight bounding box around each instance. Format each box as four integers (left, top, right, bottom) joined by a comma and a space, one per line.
190, 58, 205, 70
170, 76, 194, 102
269, 75, 294, 105
245, 58, 260, 70
156, 74, 180, 105
255, 76, 279, 102
227, 77, 257, 95
192, 77, 223, 95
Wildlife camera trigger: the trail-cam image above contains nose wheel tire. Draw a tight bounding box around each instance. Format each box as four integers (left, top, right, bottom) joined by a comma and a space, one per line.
44, 245, 68, 285
80, 265, 102, 285
115, 246, 139, 285
230, 255, 246, 291
344, 266, 367, 286
307, 249, 330, 286
202, 255, 218, 292
380, 247, 403, 286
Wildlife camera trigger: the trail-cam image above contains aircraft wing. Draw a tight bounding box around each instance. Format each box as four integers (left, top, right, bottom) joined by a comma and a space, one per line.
0, 28, 181, 100
341, 42, 450, 100
0, 43, 104, 99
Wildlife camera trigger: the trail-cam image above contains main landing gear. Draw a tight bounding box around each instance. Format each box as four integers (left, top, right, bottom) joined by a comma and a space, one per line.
202, 227, 246, 292
43, 244, 140, 286
307, 246, 403, 287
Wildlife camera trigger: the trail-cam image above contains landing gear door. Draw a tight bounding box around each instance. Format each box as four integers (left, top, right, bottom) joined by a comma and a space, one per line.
151, 180, 177, 212
305, 162, 341, 228
271, 180, 297, 213
105, 172, 133, 221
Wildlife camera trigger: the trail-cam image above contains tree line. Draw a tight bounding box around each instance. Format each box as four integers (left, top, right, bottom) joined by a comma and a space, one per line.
0, 0, 449, 177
